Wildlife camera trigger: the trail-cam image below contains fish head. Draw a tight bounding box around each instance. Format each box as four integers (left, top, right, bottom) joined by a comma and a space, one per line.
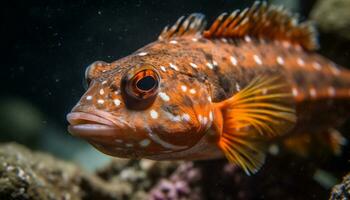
67, 55, 214, 159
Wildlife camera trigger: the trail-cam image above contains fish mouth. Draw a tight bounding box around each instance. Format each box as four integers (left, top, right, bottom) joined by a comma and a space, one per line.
67, 111, 119, 139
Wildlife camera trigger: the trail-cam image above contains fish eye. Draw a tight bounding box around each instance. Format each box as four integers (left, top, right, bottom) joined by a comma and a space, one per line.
136, 76, 157, 91
128, 68, 159, 99
121, 66, 160, 110
133, 70, 158, 94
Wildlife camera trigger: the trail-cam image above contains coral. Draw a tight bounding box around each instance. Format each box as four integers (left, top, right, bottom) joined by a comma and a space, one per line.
330, 173, 350, 200
0, 143, 180, 200
0, 143, 84, 200
149, 162, 202, 200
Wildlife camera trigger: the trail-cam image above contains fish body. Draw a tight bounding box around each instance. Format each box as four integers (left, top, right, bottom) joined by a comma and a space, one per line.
67, 2, 350, 174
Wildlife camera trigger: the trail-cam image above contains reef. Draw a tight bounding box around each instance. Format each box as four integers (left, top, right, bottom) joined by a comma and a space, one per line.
329, 173, 350, 200
330, 173, 350, 200
0, 143, 180, 200
2, 143, 349, 200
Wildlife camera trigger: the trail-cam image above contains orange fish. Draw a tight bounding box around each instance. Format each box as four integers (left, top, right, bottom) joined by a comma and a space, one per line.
67, 2, 350, 175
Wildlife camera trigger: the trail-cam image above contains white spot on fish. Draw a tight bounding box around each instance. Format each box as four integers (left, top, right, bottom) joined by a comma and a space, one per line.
189, 89, 196, 94
97, 99, 105, 104
213, 60, 218, 66
164, 112, 181, 122
206, 62, 214, 69
86, 96, 92, 100
181, 113, 190, 121
297, 58, 305, 67
209, 111, 213, 122
235, 83, 241, 91
207, 96, 212, 102
192, 37, 198, 42
181, 85, 187, 92
138, 52, 148, 56
202, 117, 208, 125
244, 35, 252, 42
102, 80, 107, 85
113, 98, 121, 107
126, 143, 133, 148
189, 63, 198, 68
328, 87, 336, 97
198, 114, 203, 123
169, 63, 179, 71
139, 139, 151, 147
282, 41, 291, 48
230, 56, 238, 66
313, 62, 322, 71
170, 115, 181, 122
99, 89, 105, 95
159, 92, 170, 102
150, 110, 159, 119
115, 139, 123, 143
170, 40, 178, 44
160, 66, 166, 72
310, 88, 317, 98
253, 54, 262, 65
114, 90, 120, 95
276, 56, 284, 65
292, 88, 299, 97
221, 38, 228, 43
330, 64, 340, 76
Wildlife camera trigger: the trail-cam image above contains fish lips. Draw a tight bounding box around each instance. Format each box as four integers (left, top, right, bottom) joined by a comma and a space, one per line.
67, 112, 120, 140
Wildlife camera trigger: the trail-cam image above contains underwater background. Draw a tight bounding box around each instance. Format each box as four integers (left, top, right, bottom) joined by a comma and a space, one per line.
1, 0, 350, 199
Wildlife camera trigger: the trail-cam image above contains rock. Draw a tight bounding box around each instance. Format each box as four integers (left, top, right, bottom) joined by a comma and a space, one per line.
329, 173, 350, 200
0, 142, 83, 200
0, 143, 181, 200
310, 0, 350, 40
309, 0, 350, 68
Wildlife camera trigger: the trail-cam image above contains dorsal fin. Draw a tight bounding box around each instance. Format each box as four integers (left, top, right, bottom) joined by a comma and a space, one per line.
158, 13, 207, 40
159, 2, 318, 51
203, 1, 318, 50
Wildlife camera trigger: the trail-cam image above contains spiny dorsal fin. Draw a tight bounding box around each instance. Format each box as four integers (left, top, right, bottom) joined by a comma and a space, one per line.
203, 1, 318, 50
158, 13, 207, 40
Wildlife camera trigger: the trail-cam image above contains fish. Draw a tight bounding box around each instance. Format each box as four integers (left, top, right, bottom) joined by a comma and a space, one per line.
67, 2, 350, 175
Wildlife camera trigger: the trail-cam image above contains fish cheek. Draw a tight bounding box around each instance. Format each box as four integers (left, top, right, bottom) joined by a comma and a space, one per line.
158, 97, 209, 148
153, 121, 203, 149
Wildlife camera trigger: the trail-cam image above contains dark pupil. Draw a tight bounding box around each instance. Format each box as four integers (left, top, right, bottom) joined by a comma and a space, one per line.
136, 76, 156, 91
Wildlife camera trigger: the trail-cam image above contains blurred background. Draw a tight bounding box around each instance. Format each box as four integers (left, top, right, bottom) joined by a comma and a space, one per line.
1, 0, 348, 172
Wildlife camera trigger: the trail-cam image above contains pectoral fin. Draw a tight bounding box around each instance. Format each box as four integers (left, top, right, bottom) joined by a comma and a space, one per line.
214, 76, 297, 174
